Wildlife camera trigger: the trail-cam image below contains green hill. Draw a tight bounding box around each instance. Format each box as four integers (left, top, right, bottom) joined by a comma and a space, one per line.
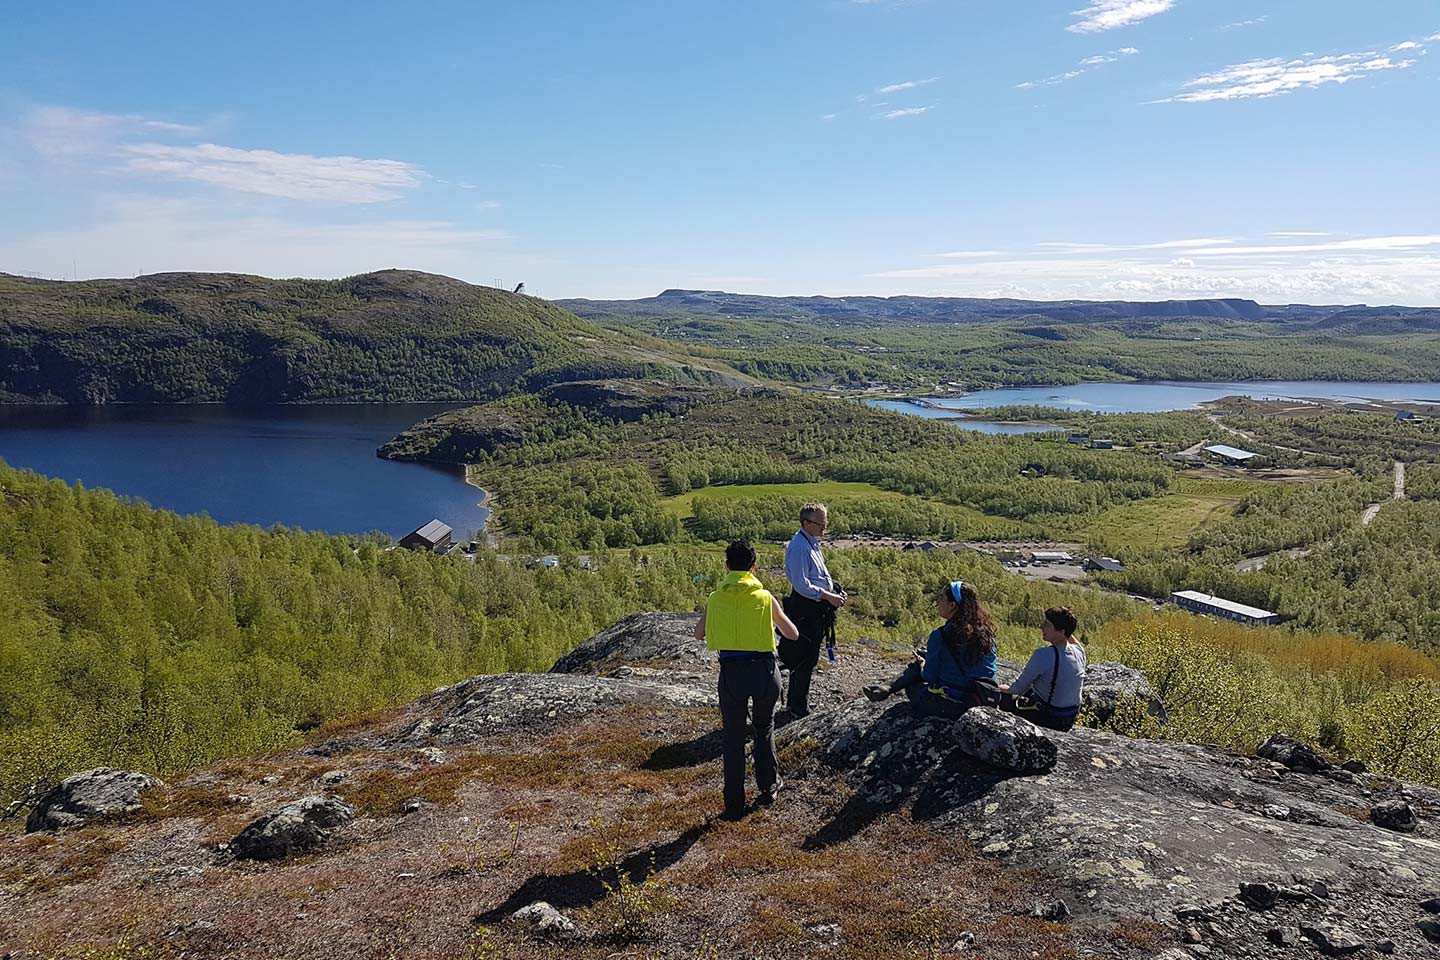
0, 270, 746, 403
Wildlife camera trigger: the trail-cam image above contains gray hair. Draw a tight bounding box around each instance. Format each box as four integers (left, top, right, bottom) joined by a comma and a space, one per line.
799, 503, 828, 524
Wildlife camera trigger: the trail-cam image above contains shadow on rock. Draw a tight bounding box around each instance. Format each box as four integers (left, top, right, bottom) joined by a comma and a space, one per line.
796, 703, 1019, 850
475, 823, 710, 923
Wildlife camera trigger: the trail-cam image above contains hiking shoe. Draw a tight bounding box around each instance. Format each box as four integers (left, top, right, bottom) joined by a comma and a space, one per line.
719, 806, 747, 822
758, 779, 784, 805
863, 685, 891, 702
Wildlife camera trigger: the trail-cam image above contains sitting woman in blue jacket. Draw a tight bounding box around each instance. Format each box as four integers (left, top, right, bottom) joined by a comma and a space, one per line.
863, 580, 1000, 717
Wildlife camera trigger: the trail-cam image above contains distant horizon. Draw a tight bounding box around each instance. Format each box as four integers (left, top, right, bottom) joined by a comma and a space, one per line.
5, 266, 1435, 310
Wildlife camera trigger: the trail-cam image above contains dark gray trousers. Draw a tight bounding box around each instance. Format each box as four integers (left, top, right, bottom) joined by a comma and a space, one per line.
718, 655, 782, 814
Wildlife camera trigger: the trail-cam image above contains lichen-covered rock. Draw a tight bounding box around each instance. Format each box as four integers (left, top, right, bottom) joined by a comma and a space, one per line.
229, 796, 354, 861
509, 901, 578, 938
25, 768, 163, 832
1256, 733, 1331, 774
953, 708, 1057, 774
400, 672, 714, 745
550, 612, 710, 676
1301, 925, 1367, 956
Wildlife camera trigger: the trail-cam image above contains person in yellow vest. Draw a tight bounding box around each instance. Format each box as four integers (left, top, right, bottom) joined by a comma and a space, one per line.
694, 540, 800, 820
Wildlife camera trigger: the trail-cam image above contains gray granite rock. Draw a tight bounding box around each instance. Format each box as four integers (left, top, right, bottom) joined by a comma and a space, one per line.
25, 768, 163, 832
229, 796, 353, 862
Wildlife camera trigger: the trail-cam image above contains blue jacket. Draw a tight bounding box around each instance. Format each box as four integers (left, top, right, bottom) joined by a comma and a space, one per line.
921, 626, 998, 689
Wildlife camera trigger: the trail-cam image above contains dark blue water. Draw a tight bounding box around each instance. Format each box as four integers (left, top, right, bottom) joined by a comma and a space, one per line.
877, 380, 1440, 416
0, 405, 488, 539
865, 401, 1063, 434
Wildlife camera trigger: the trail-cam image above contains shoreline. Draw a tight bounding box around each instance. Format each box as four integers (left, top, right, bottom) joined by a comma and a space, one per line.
464, 466, 498, 545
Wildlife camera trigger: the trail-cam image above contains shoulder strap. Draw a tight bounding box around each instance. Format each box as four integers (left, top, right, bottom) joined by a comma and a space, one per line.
1048, 646, 1060, 706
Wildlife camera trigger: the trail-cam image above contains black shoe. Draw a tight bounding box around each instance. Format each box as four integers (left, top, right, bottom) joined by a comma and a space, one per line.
719, 806, 747, 822
863, 685, 891, 703
758, 779, 784, 805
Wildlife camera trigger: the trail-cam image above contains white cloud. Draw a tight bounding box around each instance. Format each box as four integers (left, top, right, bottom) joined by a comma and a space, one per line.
1269, 231, 1330, 238
864, 235, 1440, 304
476, 200, 503, 210
119, 143, 423, 203
821, 112, 839, 121
934, 250, 1004, 258
1183, 236, 1440, 256
1161, 45, 1422, 103
1391, 41, 1423, 51
23, 106, 199, 160
878, 106, 932, 119
1037, 238, 1233, 252
1068, 0, 1175, 34
1018, 46, 1138, 89
877, 76, 941, 94
0, 197, 509, 280
1220, 16, 1269, 31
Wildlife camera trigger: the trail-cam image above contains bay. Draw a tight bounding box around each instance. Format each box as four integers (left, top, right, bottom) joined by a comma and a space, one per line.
0, 404, 488, 539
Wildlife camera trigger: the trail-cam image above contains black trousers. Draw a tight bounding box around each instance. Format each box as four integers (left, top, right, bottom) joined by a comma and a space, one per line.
718, 656, 782, 814
780, 593, 830, 716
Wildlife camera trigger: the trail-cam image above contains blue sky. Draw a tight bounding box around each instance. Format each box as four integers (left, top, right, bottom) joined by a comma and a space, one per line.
1, 0, 1437, 304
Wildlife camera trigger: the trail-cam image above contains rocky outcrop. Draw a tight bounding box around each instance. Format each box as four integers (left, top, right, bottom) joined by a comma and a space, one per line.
509, 901, 578, 939
779, 695, 1440, 953
550, 612, 710, 676
952, 708, 1057, 774
228, 796, 354, 861
25, 768, 163, 832
538, 379, 712, 421
1256, 733, 1332, 774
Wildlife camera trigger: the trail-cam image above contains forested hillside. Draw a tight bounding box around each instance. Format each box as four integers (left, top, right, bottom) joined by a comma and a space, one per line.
564, 291, 1440, 388
0, 271, 742, 403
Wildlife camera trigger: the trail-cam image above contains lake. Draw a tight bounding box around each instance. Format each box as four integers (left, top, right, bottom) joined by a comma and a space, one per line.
0, 405, 488, 539
877, 380, 1440, 417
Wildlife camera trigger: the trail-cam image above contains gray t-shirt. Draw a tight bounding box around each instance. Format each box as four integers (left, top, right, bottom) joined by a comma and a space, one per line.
1011, 643, 1086, 709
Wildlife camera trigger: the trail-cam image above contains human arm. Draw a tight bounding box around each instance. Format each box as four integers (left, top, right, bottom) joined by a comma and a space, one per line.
1004, 649, 1045, 696
693, 610, 706, 642
920, 629, 942, 685
772, 601, 799, 641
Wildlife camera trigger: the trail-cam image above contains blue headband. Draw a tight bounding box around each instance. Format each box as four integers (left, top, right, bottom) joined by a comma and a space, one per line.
948, 580, 965, 605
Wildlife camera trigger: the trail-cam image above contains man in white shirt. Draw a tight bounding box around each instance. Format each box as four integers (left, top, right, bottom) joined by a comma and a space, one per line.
1001, 606, 1086, 731
781, 503, 847, 718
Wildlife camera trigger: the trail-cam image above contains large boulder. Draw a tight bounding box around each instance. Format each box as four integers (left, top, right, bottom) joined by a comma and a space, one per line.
25, 768, 163, 832
953, 707, 1057, 774
229, 796, 354, 861
1256, 733, 1331, 774
550, 612, 709, 676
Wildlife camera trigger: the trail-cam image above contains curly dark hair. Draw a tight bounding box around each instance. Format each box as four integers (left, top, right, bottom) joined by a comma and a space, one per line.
942, 582, 997, 665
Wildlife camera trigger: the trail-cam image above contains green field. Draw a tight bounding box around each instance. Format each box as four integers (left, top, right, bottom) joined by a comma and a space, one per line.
660, 480, 902, 518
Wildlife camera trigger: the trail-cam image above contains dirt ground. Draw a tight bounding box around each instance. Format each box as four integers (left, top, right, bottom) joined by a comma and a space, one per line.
0, 649, 1169, 960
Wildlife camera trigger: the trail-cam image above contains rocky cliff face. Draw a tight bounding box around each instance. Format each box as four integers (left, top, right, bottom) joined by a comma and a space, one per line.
2, 614, 1436, 959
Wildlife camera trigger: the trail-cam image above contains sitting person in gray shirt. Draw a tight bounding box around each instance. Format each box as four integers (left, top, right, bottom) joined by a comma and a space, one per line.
1000, 607, 1086, 731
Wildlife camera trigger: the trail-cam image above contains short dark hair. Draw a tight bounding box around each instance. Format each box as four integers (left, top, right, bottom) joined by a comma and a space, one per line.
726, 540, 757, 571
1045, 606, 1078, 637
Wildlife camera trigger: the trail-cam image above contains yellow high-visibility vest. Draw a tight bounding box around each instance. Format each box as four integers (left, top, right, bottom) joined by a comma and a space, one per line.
705, 571, 776, 653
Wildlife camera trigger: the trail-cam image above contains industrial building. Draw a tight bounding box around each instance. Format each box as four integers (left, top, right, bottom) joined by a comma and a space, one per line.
1204, 444, 1259, 466
1170, 590, 1280, 626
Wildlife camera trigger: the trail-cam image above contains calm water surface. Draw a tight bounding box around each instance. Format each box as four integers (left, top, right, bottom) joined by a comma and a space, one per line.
0, 405, 488, 539
890, 380, 1440, 415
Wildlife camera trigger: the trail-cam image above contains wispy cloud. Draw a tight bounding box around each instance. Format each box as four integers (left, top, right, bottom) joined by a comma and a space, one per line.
934, 250, 1004, 258
1160, 39, 1425, 103
878, 106, 932, 119
1269, 231, 1329, 238
877, 76, 941, 94
23, 106, 200, 160
121, 143, 423, 203
1018, 47, 1138, 89
1067, 0, 1175, 34
1037, 238, 1233, 252
476, 200, 503, 210
866, 233, 1440, 304
1219, 16, 1269, 31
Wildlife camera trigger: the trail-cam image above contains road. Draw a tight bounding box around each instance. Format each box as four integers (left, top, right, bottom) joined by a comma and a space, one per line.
1361, 461, 1407, 527
1204, 414, 1310, 457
